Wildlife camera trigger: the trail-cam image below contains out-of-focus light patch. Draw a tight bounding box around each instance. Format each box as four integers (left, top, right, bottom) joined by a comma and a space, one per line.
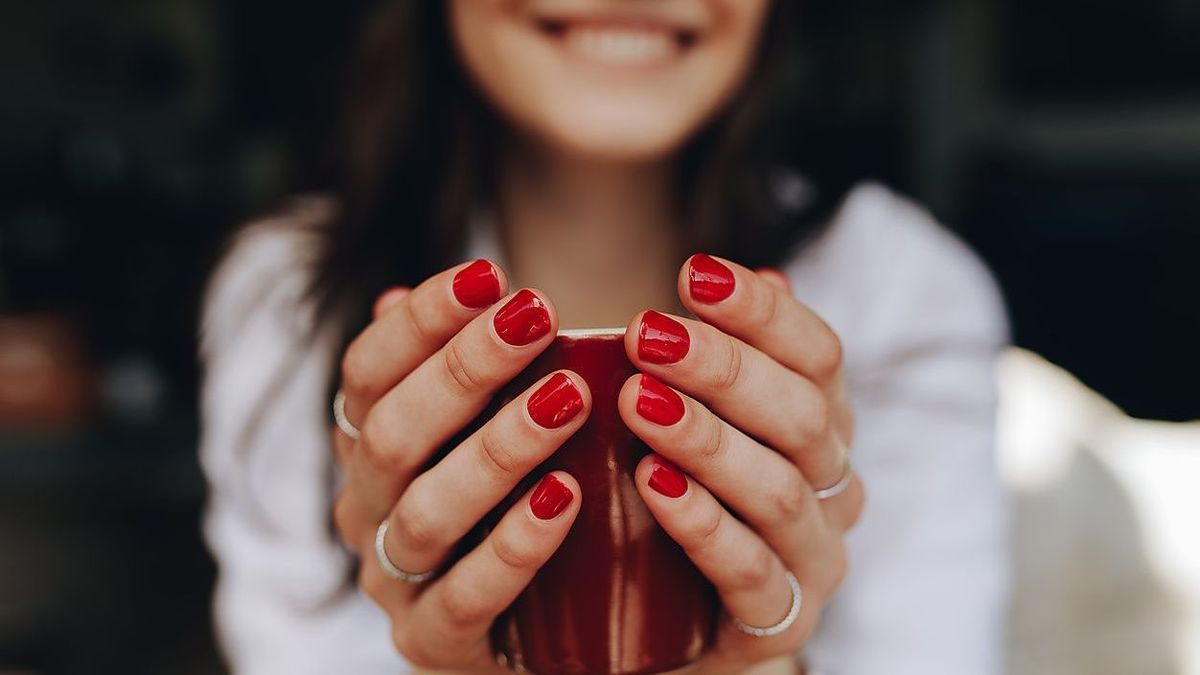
998, 348, 1200, 674
1096, 423, 1200, 673
996, 348, 1122, 491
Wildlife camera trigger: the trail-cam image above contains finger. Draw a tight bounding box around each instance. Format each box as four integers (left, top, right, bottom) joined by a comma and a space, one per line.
381, 370, 590, 575
403, 472, 580, 667
353, 289, 557, 515
373, 286, 412, 320
626, 311, 846, 490
633, 455, 824, 651
680, 254, 842, 387
619, 374, 848, 566
341, 259, 507, 426
820, 469, 867, 533
754, 267, 791, 293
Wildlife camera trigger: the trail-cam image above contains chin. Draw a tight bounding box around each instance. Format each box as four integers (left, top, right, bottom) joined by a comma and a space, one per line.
540, 108, 701, 163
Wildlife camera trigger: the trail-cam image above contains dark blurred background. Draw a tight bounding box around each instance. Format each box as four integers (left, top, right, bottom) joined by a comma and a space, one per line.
1, 0, 1197, 672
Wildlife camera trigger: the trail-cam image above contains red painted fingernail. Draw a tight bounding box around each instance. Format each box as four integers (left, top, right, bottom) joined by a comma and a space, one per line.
689, 254, 735, 303
530, 474, 573, 520
638, 311, 690, 364
494, 289, 552, 346
527, 373, 584, 429
636, 374, 685, 426
453, 259, 502, 309
648, 455, 688, 498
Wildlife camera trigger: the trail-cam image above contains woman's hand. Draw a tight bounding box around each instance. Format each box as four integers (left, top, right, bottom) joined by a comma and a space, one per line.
620, 255, 864, 674
331, 260, 590, 672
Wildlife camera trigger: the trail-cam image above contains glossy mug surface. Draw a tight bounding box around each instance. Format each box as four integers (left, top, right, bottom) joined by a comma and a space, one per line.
472, 329, 718, 675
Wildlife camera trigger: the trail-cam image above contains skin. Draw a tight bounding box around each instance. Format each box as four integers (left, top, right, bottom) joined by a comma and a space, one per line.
332, 1, 865, 673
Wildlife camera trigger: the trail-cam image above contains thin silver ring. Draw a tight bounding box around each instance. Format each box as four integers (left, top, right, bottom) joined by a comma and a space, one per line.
332, 389, 360, 441
375, 520, 436, 583
813, 459, 853, 500
731, 570, 803, 638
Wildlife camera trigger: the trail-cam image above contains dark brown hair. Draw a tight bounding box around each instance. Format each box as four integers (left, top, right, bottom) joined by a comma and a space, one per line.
310, 0, 822, 337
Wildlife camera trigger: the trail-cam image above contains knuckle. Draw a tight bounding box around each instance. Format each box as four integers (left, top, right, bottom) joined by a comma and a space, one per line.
727, 545, 775, 593
777, 624, 810, 654
477, 425, 522, 478
440, 579, 492, 629
819, 541, 850, 595
441, 340, 487, 395
358, 417, 410, 474
767, 472, 810, 524
357, 565, 385, 603
842, 476, 867, 530
695, 414, 727, 462
810, 331, 844, 381
392, 497, 445, 551
403, 295, 437, 345
683, 502, 725, 553
340, 341, 373, 397
793, 395, 831, 450
332, 494, 356, 544
392, 627, 433, 668
712, 338, 744, 393
490, 529, 543, 571
750, 283, 782, 329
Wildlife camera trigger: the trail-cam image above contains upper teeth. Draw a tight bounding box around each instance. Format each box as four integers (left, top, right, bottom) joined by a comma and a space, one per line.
564, 27, 676, 64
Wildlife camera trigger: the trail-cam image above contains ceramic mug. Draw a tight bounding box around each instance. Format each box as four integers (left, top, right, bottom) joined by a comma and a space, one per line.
465, 328, 718, 674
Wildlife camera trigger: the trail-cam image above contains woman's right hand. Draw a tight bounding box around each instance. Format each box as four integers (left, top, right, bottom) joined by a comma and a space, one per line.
331, 260, 590, 672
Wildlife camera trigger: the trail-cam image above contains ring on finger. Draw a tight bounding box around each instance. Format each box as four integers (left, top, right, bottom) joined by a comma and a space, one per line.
813, 458, 853, 501
730, 570, 803, 638
333, 389, 361, 440
375, 521, 436, 583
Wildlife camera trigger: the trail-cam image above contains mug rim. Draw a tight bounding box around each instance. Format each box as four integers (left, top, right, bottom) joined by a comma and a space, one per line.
557, 327, 626, 338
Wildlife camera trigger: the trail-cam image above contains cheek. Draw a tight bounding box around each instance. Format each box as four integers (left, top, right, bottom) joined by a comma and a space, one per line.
449, 1, 545, 124
704, 0, 773, 86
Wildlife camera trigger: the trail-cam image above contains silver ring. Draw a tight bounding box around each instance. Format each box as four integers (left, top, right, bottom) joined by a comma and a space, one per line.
731, 570, 803, 638
333, 389, 360, 440
375, 521, 436, 583
813, 459, 853, 500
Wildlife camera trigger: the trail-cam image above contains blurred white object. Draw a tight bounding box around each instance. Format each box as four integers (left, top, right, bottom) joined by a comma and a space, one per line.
998, 348, 1200, 675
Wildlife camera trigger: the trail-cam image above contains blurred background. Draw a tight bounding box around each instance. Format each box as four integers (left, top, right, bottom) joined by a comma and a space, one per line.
1, 0, 1197, 673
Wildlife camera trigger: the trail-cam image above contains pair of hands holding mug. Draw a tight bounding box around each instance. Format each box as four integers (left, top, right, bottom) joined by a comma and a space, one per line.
331, 254, 864, 673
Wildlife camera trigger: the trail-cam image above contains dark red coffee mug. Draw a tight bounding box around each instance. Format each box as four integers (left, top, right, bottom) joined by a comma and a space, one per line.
468, 328, 718, 675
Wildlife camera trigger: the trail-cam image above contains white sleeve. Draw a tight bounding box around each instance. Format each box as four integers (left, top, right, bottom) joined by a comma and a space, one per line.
787, 185, 1011, 675
198, 217, 409, 674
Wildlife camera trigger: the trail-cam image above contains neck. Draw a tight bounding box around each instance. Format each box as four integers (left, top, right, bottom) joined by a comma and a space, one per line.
496, 137, 684, 328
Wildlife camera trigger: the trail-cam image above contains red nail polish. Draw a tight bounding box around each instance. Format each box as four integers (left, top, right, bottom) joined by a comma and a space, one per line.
530, 474, 574, 520
636, 374, 685, 426
453, 259, 502, 309
689, 254, 735, 304
527, 373, 584, 429
494, 290, 552, 346
648, 456, 688, 498
638, 311, 690, 364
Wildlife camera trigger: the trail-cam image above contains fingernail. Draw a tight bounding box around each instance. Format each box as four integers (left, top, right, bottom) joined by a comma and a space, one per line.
688, 254, 735, 304
636, 374, 685, 426
530, 474, 573, 520
527, 373, 584, 429
648, 455, 688, 498
494, 289, 552, 346
638, 311, 690, 364
453, 259, 502, 309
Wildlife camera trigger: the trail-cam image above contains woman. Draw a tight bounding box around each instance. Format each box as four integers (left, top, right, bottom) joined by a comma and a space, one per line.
200, 1, 1009, 673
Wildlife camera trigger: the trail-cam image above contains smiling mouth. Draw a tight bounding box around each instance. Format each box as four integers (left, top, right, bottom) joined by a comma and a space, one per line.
535, 18, 699, 68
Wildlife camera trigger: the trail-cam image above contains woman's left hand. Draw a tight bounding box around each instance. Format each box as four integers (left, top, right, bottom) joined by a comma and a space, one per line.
620, 255, 864, 674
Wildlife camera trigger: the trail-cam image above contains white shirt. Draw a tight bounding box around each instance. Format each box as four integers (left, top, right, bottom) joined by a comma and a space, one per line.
199, 182, 1011, 675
